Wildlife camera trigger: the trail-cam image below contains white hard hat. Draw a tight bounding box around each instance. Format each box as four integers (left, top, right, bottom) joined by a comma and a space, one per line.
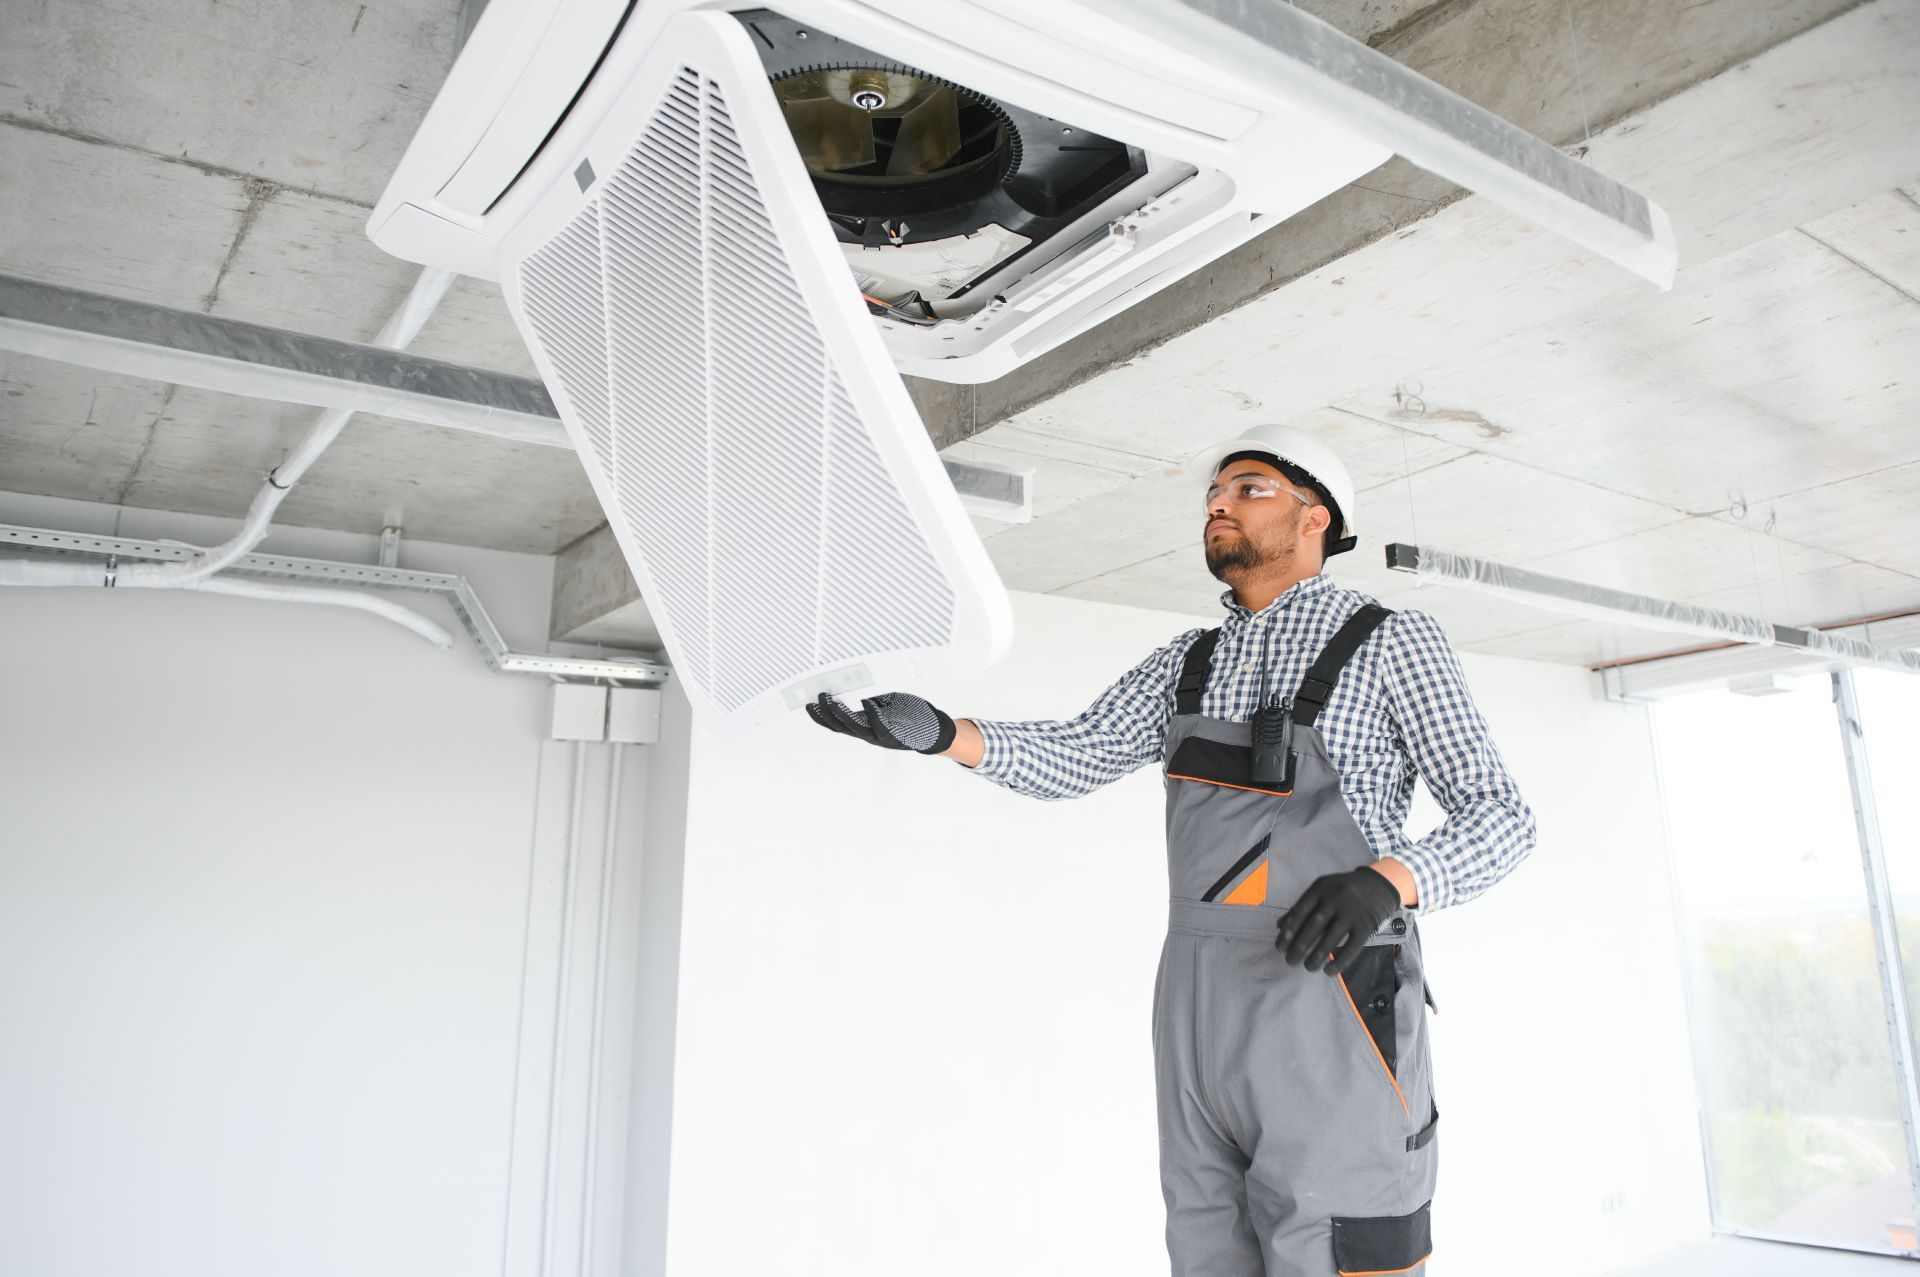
1187, 424, 1359, 558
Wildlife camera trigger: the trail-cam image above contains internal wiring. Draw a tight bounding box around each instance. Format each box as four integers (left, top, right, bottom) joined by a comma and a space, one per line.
861, 291, 940, 326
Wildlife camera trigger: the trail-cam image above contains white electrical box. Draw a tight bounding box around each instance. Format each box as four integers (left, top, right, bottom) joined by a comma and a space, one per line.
608, 687, 663, 744
550, 684, 609, 741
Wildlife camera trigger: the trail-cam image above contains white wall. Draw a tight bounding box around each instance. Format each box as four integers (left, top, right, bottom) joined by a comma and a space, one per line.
1411, 654, 1711, 1275
0, 493, 684, 1277
621, 678, 696, 1277
663, 587, 1712, 1276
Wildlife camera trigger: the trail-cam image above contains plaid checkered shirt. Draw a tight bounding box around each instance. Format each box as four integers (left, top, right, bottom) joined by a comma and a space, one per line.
970, 572, 1536, 913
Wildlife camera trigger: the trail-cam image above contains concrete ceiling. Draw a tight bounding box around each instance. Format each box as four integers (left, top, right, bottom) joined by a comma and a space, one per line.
949, 0, 1920, 667
4, 0, 1918, 670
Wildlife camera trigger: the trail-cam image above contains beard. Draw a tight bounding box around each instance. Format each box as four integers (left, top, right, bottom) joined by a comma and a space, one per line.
1204, 530, 1265, 580
1204, 514, 1305, 583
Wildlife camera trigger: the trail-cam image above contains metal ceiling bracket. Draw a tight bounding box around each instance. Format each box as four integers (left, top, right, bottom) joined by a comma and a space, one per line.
0, 522, 670, 684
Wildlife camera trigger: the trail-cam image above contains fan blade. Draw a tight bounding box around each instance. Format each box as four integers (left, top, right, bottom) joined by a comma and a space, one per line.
775, 76, 876, 173
886, 85, 961, 176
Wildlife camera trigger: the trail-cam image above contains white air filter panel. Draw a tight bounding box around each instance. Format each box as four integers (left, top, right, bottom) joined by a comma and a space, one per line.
504, 11, 1011, 736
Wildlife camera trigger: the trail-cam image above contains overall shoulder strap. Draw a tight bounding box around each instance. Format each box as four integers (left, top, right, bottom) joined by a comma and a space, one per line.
1174, 628, 1221, 715
1292, 604, 1392, 728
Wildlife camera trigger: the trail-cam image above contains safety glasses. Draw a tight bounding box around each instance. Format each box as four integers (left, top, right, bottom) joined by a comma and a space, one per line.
1203, 475, 1314, 511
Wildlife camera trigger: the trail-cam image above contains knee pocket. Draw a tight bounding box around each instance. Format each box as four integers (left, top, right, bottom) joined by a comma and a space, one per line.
1331, 1200, 1432, 1276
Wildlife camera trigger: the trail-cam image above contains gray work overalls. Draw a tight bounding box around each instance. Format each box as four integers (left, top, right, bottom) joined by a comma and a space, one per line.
1154, 604, 1440, 1277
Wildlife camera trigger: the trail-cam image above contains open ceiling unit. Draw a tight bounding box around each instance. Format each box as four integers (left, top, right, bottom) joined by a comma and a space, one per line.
369, 0, 1676, 735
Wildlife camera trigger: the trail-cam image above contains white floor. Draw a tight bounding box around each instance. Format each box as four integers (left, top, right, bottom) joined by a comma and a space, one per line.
1609, 1236, 1917, 1275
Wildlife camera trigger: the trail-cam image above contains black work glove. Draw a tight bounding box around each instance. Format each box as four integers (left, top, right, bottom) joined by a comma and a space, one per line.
806, 692, 957, 755
1275, 866, 1402, 975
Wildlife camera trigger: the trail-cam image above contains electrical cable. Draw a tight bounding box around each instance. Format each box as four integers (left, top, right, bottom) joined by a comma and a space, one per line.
861, 291, 939, 325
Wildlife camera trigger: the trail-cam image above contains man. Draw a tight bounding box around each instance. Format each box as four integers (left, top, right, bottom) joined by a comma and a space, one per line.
807, 423, 1535, 1277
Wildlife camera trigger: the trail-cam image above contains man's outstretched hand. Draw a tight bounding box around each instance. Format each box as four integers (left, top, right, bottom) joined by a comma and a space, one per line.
807, 692, 958, 756
1275, 866, 1403, 975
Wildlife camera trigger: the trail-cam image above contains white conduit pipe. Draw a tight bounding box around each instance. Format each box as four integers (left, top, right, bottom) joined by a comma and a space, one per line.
1388, 543, 1920, 676
121, 266, 458, 588
184, 578, 454, 648
0, 556, 97, 586
0, 268, 459, 643
0, 546, 457, 647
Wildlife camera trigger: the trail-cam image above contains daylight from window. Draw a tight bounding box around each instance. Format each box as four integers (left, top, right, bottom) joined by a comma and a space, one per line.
1656, 673, 1920, 1255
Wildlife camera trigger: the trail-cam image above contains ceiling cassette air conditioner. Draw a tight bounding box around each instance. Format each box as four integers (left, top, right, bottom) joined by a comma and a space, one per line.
369, 0, 1674, 735
373, 0, 1676, 384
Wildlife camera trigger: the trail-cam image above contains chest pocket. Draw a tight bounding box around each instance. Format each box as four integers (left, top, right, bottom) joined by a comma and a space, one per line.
1163, 606, 1392, 795
1166, 735, 1293, 795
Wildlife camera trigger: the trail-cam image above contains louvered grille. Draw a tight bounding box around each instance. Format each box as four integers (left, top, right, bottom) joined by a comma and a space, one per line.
517, 65, 959, 717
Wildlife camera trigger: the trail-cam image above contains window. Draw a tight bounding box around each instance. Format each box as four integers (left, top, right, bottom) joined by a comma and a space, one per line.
1855, 668, 1920, 1078
1655, 673, 1920, 1254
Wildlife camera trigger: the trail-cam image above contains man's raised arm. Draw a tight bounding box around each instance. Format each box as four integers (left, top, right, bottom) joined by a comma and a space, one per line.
806, 628, 1205, 801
